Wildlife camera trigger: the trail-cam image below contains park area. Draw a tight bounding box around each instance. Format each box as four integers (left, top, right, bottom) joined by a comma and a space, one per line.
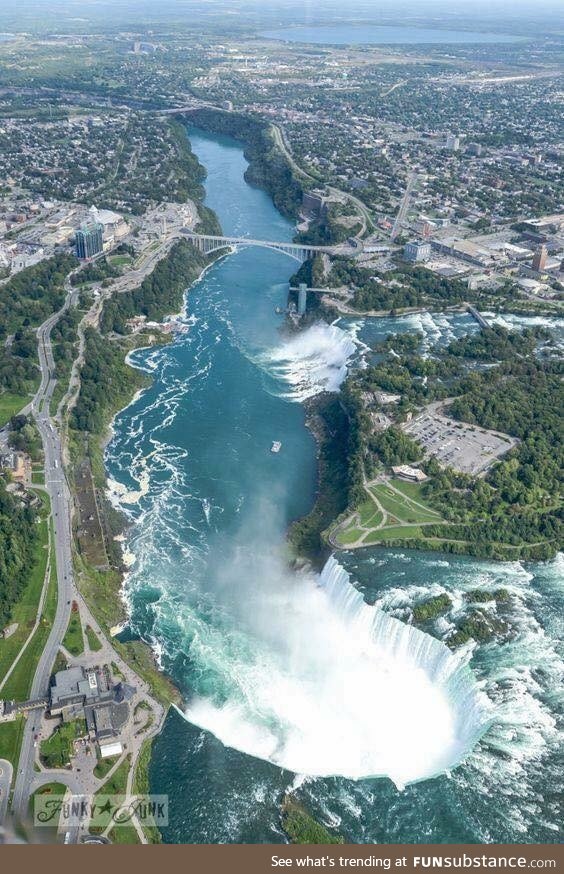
332, 476, 445, 548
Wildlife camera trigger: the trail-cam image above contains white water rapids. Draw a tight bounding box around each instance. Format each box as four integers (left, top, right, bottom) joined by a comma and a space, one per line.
183, 557, 492, 788
261, 321, 359, 400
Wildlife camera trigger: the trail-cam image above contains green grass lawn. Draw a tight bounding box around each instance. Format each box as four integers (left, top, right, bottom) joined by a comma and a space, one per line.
62, 613, 84, 656
85, 625, 103, 652
370, 482, 441, 524
357, 499, 384, 528
109, 255, 132, 267
336, 527, 365, 545
97, 755, 130, 797
0, 717, 25, 777
94, 755, 120, 780
363, 524, 424, 543
334, 479, 441, 549
29, 781, 69, 844
388, 478, 431, 502
93, 756, 133, 835
0, 517, 50, 685
108, 824, 141, 844
1, 544, 58, 701
132, 737, 161, 843
30, 781, 68, 832
51, 650, 68, 675
33, 781, 67, 798
40, 719, 86, 769
31, 469, 45, 485
0, 392, 28, 427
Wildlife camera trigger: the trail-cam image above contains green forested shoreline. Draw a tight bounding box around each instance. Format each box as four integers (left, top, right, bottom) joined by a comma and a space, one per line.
0, 478, 38, 629
99, 238, 214, 335
309, 324, 563, 561
186, 108, 304, 219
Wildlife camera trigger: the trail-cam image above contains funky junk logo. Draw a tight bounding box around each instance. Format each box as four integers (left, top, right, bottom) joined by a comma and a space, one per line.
34, 794, 169, 828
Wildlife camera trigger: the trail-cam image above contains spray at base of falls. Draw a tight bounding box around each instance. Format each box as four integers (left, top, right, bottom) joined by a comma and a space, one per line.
261, 322, 359, 401
182, 557, 492, 789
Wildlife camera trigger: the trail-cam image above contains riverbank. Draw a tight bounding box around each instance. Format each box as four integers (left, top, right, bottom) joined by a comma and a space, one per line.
70, 244, 227, 714
186, 108, 304, 221
288, 393, 350, 568
308, 310, 563, 562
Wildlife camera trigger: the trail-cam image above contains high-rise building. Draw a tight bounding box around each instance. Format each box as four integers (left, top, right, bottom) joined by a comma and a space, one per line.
75, 221, 103, 259
403, 241, 431, 263
301, 192, 327, 222
532, 244, 547, 272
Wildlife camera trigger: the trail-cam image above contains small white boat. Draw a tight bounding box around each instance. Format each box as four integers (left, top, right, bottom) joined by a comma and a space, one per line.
271, 441, 282, 453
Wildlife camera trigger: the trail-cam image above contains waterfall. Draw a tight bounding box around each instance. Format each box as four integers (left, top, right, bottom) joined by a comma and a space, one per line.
261, 321, 358, 401
183, 556, 493, 789
319, 556, 493, 775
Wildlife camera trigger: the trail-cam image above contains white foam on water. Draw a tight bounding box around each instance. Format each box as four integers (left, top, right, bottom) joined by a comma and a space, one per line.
183, 557, 492, 789
261, 321, 358, 401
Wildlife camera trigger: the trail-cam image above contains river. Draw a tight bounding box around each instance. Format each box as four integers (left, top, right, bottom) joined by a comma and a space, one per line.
105, 129, 563, 844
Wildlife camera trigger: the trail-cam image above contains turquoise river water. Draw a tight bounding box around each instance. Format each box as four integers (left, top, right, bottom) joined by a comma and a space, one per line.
105, 129, 563, 844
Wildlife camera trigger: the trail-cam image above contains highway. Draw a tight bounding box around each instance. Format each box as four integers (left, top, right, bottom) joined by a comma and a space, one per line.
271, 122, 375, 236
11, 281, 81, 821
9, 254, 168, 838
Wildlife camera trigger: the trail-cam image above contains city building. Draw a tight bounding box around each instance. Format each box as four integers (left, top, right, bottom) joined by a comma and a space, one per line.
75, 221, 103, 260
532, 244, 548, 272
301, 192, 327, 222
391, 465, 428, 483
403, 240, 431, 263
49, 665, 135, 744
0, 450, 28, 484
445, 133, 460, 152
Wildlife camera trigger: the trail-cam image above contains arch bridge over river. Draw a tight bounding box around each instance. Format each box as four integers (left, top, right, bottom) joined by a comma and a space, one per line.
181, 230, 361, 262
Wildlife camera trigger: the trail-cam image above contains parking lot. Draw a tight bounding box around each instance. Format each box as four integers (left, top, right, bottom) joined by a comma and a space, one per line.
402, 404, 517, 475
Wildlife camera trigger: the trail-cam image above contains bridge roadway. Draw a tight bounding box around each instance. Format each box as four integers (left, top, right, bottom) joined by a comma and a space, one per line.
181, 230, 360, 261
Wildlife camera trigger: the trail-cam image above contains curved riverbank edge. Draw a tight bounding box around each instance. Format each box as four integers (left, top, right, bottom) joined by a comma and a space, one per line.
67, 245, 230, 843
76, 122, 355, 842
182, 108, 304, 222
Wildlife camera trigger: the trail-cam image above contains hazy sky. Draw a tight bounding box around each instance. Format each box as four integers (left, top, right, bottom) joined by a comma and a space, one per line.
1, 0, 563, 32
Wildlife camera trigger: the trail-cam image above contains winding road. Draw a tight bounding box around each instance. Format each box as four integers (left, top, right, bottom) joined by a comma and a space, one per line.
11, 280, 81, 821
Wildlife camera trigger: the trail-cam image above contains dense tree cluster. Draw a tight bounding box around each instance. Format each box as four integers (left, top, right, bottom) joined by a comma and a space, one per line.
445, 325, 550, 361
8, 414, 42, 460
0, 254, 76, 395
71, 328, 144, 434
70, 257, 120, 287
0, 254, 75, 336
99, 239, 210, 334
188, 109, 303, 220
368, 427, 421, 467
0, 477, 38, 629
0, 329, 38, 395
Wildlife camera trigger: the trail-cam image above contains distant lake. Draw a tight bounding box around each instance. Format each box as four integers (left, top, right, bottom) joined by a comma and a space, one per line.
260, 25, 524, 46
